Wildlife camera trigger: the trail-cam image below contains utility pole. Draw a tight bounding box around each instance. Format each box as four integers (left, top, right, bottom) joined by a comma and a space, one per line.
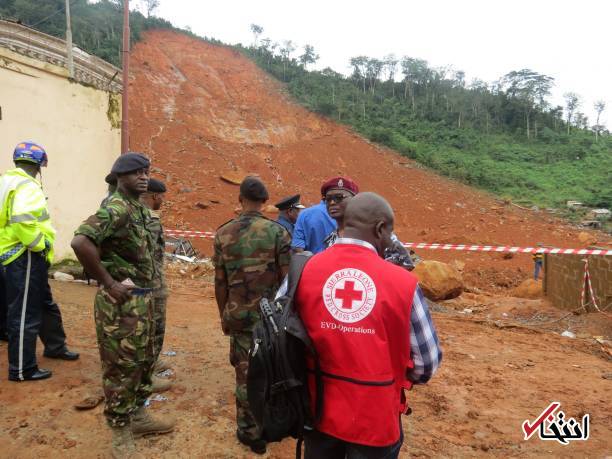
121, 0, 130, 154
65, 0, 74, 78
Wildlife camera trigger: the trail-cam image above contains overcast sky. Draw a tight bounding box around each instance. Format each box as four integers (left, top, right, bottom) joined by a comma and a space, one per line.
149, 0, 610, 128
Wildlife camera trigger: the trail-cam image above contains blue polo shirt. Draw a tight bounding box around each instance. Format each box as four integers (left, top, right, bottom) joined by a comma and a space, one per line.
276, 215, 294, 236
291, 201, 337, 254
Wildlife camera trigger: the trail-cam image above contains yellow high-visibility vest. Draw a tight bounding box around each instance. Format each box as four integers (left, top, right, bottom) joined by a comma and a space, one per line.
0, 168, 56, 265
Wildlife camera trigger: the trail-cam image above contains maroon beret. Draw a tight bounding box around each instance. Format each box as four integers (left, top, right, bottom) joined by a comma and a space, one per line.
320, 176, 359, 196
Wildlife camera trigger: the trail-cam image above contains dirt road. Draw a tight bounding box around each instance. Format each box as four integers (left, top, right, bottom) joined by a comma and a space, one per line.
1, 277, 610, 458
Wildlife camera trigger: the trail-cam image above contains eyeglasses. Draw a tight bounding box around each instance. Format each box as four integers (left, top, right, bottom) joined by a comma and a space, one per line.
325, 194, 350, 204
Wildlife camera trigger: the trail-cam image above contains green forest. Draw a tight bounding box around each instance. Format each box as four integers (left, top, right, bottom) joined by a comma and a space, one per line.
1, 1, 610, 210
239, 33, 611, 211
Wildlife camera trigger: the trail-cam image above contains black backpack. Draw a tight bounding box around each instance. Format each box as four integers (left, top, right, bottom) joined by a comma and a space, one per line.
247, 252, 323, 456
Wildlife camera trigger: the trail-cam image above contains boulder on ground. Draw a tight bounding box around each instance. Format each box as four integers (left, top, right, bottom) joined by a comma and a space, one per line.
578, 231, 597, 246
220, 171, 245, 185
413, 260, 464, 301
512, 279, 543, 299
53, 271, 75, 282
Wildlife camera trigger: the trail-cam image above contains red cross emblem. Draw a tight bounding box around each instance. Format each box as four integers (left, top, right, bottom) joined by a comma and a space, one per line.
334, 281, 364, 310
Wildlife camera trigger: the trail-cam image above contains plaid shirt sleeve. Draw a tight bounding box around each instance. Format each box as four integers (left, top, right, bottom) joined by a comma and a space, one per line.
408, 285, 442, 384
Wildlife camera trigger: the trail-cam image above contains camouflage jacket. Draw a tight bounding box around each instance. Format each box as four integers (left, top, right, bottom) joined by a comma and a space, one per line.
74, 191, 158, 288
213, 210, 291, 331
147, 210, 166, 292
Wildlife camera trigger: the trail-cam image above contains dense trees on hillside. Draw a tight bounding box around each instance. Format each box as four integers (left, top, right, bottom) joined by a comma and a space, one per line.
0, 0, 172, 67
242, 32, 608, 143
239, 28, 610, 209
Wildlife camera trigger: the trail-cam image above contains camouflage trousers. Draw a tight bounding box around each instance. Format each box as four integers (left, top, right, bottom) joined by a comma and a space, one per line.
152, 293, 167, 362
229, 331, 261, 440
94, 291, 155, 427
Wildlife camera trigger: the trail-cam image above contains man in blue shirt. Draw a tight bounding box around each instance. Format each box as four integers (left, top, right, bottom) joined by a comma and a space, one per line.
292, 177, 358, 254
274, 194, 305, 236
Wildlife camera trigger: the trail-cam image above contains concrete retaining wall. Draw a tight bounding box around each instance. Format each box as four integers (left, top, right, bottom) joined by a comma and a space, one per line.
544, 252, 612, 312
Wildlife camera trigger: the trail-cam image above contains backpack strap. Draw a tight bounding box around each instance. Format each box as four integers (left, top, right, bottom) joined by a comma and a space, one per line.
286, 252, 312, 298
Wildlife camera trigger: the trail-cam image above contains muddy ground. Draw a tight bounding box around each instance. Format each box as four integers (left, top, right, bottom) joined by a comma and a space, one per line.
0, 275, 610, 458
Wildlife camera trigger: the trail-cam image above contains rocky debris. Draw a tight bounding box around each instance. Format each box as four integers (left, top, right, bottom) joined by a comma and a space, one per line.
220, 170, 249, 185
53, 272, 75, 282
49, 260, 84, 280
413, 260, 464, 301
195, 202, 209, 210
578, 231, 598, 246
166, 259, 215, 280
512, 279, 543, 299
561, 330, 576, 339
450, 260, 465, 272
263, 204, 277, 214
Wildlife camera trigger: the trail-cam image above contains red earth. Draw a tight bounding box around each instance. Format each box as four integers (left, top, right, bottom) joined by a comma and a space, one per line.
128, 30, 609, 292
0, 275, 610, 458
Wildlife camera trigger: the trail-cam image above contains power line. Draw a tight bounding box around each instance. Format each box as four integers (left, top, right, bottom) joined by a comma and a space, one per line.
3, 0, 78, 38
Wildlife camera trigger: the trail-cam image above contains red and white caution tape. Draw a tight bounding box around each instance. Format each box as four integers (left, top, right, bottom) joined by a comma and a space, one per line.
402, 243, 612, 256
580, 258, 611, 316
165, 229, 612, 256
166, 229, 215, 239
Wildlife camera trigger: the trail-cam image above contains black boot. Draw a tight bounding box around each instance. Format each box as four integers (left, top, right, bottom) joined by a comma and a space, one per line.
236, 430, 267, 455
9, 367, 52, 382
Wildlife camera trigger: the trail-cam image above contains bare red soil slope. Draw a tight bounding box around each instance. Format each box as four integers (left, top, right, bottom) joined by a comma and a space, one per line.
129, 30, 605, 290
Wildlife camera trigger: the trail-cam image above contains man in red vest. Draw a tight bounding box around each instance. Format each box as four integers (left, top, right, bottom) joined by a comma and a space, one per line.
295, 192, 442, 458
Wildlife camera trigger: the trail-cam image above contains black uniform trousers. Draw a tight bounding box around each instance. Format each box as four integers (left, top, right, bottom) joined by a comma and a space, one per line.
0, 265, 7, 338
304, 419, 404, 459
5, 250, 67, 380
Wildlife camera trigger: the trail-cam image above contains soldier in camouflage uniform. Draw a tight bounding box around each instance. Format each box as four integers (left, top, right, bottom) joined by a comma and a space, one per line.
71, 153, 175, 459
140, 178, 171, 374
213, 177, 291, 455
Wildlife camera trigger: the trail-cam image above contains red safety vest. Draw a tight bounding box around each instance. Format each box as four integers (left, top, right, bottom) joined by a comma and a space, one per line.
296, 242, 418, 446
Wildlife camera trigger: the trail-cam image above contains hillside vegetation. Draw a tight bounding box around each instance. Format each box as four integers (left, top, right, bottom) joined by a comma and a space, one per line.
239, 42, 611, 210
2, 1, 610, 209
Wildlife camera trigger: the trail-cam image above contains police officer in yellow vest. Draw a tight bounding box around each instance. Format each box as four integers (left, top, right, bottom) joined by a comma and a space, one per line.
0, 141, 79, 382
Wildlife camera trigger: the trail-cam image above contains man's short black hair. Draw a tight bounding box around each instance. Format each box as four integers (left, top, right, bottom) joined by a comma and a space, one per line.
240, 176, 269, 202
147, 178, 167, 193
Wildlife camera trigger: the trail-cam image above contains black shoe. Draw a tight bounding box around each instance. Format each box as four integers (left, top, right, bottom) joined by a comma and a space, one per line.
9, 368, 52, 382
236, 430, 267, 455
44, 349, 80, 361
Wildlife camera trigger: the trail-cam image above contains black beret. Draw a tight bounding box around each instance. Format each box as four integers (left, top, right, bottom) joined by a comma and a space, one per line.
240, 176, 269, 201
105, 173, 117, 185
110, 152, 150, 175
275, 194, 304, 210
147, 178, 167, 193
